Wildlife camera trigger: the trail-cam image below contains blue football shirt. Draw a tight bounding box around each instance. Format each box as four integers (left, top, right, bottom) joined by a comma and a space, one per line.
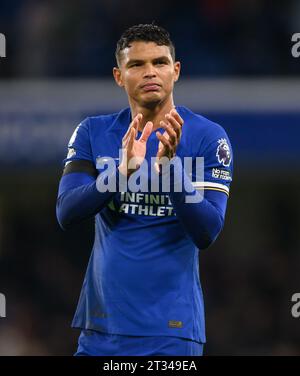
62, 106, 233, 344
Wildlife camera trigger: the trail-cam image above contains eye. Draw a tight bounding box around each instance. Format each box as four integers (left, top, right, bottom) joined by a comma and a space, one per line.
130, 63, 142, 67
155, 60, 166, 65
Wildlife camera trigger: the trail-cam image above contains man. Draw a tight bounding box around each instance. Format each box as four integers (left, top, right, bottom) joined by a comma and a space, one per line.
56, 24, 233, 356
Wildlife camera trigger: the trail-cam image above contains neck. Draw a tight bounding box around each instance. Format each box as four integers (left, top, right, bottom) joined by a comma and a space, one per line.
129, 96, 175, 132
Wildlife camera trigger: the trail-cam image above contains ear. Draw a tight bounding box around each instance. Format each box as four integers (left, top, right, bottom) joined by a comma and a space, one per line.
173, 61, 181, 82
113, 67, 124, 88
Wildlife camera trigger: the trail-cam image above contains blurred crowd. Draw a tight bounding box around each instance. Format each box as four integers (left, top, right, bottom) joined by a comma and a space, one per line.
0, 0, 300, 77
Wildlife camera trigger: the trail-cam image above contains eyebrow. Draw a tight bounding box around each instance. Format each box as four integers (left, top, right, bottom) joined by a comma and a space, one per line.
126, 56, 171, 67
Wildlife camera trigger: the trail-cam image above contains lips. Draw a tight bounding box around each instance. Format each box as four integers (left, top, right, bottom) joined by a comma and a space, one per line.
141, 83, 161, 91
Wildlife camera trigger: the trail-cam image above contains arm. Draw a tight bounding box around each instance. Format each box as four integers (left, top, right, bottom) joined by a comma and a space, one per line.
155, 109, 233, 250
56, 161, 120, 230
56, 117, 119, 230
167, 159, 228, 250
56, 114, 153, 230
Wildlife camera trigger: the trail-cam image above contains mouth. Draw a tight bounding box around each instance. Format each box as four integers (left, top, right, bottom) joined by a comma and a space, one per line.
141, 83, 161, 92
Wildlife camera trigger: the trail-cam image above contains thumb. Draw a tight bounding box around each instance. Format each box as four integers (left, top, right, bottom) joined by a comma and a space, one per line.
139, 121, 153, 143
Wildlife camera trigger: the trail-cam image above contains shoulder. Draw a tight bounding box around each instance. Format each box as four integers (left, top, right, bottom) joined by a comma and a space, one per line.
81, 108, 130, 136
177, 106, 231, 151
178, 106, 226, 134
87, 110, 123, 129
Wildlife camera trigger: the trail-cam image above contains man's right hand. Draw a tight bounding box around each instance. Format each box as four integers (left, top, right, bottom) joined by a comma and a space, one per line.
118, 113, 153, 177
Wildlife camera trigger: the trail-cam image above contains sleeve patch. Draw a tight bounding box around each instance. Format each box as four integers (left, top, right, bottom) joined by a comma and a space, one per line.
212, 168, 232, 182
216, 138, 231, 167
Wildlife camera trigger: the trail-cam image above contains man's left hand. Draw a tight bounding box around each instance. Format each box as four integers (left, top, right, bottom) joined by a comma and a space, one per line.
155, 109, 184, 168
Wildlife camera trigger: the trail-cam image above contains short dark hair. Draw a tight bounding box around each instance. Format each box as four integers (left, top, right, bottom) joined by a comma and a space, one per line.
115, 23, 175, 66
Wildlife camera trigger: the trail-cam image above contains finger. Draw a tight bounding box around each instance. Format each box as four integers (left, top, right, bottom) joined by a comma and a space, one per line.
127, 127, 136, 151
156, 131, 173, 151
139, 121, 153, 143
124, 113, 142, 141
156, 132, 174, 159
125, 115, 140, 140
165, 114, 182, 140
123, 119, 136, 143
169, 109, 184, 138
170, 109, 184, 126
133, 113, 142, 130
124, 124, 135, 146
160, 121, 177, 144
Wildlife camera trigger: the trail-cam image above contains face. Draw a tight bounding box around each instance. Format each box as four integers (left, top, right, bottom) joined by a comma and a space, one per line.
113, 41, 180, 107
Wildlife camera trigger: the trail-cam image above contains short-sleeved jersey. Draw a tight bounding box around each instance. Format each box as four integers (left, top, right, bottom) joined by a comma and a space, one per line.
64, 106, 233, 343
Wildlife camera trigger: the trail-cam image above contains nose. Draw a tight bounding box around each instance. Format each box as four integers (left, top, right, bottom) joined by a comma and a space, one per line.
143, 63, 156, 79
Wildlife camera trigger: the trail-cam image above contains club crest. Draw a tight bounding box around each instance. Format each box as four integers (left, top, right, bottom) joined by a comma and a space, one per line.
216, 138, 231, 167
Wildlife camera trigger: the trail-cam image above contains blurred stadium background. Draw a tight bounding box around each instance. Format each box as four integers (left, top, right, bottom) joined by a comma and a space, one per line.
0, 0, 300, 355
